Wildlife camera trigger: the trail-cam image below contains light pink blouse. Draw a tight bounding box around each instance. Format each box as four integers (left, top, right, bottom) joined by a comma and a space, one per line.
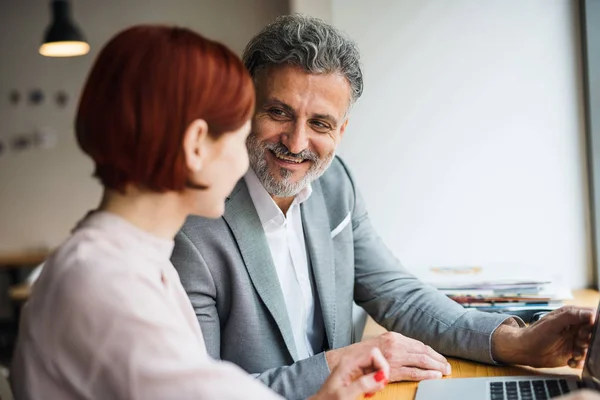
11, 211, 283, 400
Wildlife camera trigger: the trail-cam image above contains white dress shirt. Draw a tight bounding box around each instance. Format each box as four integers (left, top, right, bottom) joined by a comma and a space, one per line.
11, 211, 282, 400
245, 169, 325, 360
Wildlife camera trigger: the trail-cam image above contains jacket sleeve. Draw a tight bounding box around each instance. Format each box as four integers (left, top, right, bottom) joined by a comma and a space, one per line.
343, 163, 519, 364
171, 231, 222, 360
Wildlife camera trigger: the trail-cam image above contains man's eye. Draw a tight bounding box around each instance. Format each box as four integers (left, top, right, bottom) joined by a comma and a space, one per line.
310, 120, 331, 132
268, 108, 287, 118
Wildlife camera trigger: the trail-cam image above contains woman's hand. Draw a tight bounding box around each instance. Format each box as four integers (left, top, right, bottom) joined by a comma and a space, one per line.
311, 346, 390, 400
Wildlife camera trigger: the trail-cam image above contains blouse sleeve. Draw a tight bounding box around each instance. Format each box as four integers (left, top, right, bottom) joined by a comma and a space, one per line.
50, 266, 284, 400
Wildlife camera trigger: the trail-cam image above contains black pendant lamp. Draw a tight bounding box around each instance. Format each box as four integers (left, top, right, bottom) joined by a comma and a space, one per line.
39, 0, 89, 57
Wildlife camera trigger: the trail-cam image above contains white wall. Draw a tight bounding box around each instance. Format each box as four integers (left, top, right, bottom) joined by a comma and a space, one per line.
0, 0, 287, 253
333, 0, 592, 288
1, 1, 591, 289
290, 0, 332, 22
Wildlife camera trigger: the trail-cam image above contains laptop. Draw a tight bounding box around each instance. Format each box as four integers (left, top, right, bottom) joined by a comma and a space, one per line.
415, 302, 600, 400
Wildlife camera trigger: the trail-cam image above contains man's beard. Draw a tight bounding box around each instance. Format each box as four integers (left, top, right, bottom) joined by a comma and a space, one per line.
246, 133, 335, 197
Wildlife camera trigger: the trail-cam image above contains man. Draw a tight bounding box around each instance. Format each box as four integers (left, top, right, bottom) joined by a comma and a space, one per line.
171, 14, 594, 399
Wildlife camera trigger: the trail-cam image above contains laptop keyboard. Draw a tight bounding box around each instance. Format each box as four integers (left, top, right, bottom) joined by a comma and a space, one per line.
489, 379, 573, 400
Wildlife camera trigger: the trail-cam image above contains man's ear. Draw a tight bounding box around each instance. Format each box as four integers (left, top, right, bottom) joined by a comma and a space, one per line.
339, 118, 349, 139
183, 119, 209, 172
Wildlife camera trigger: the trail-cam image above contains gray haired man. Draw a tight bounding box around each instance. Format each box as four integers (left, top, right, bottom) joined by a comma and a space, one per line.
171, 14, 594, 400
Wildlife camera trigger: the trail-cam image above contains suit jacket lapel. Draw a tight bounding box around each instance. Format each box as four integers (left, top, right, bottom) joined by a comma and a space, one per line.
301, 181, 337, 350
223, 179, 299, 360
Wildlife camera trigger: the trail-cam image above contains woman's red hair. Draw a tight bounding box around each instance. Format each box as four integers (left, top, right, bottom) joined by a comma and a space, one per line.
76, 25, 255, 192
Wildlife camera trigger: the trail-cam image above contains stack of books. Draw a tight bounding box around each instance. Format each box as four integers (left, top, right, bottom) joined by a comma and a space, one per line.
415, 266, 571, 320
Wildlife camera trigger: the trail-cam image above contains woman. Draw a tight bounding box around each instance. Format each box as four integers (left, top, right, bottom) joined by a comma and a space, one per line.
10, 25, 389, 399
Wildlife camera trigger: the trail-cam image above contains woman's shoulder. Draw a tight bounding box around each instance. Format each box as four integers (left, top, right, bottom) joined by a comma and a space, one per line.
34, 229, 161, 314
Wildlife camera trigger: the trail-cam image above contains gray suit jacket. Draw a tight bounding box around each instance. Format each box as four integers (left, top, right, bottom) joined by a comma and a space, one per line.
171, 157, 512, 399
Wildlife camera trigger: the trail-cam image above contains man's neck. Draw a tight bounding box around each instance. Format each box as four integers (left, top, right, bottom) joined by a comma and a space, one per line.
271, 195, 295, 215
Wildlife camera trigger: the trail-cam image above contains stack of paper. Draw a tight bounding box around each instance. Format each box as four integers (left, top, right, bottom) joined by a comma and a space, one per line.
414, 265, 572, 313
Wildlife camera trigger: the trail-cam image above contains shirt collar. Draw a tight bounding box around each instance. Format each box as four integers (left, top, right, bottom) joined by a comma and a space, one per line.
244, 168, 312, 226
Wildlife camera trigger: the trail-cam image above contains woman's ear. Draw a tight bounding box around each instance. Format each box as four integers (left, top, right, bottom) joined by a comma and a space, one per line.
183, 119, 209, 172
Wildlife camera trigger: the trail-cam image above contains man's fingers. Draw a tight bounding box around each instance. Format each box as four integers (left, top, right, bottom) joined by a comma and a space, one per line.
578, 327, 593, 339
571, 349, 585, 361
407, 344, 451, 374
568, 357, 586, 369
423, 345, 449, 365
569, 341, 588, 368
551, 306, 595, 326
403, 340, 447, 364
573, 326, 593, 354
383, 333, 451, 375
426, 346, 452, 375
573, 324, 592, 363
402, 353, 450, 375
395, 366, 443, 381
575, 338, 590, 349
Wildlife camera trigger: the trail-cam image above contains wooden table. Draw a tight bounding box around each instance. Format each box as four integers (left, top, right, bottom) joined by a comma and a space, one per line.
0, 251, 48, 269
0, 251, 48, 302
364, 289, 599, 400
0, 251, 48, 321
8, 284, 31, 302
5, 264, 598, 400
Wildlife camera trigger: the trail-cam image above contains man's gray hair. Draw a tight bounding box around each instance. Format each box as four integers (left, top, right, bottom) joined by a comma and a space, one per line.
242, 14, 363, 103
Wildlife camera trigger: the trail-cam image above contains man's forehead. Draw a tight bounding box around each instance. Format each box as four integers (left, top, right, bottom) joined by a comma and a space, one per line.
255, 65, 351, 118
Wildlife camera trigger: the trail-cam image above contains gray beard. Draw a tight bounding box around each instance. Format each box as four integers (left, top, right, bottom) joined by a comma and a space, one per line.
246, 133, 334, 197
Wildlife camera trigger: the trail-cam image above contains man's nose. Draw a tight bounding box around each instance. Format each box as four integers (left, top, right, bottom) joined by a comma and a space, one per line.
281, 122, 309, 155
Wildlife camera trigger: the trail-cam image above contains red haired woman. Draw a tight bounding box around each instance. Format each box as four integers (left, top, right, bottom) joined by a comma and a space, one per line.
10, 25, 388, 399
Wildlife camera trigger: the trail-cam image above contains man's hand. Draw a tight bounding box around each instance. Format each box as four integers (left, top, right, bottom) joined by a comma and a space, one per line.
325, 332, 451, 382
492, 306, 595, 368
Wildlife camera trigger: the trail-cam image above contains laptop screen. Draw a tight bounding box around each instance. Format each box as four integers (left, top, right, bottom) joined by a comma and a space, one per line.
582, 300, 600, 387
